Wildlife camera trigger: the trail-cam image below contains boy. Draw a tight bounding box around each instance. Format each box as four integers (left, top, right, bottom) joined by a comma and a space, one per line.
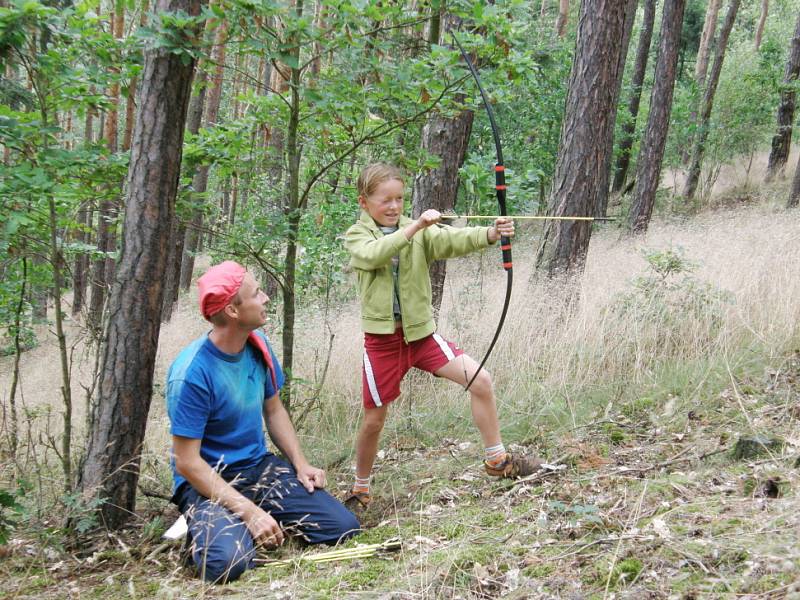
343, 163, 541, 508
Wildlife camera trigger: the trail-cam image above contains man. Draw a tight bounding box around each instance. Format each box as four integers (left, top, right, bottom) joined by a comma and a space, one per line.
166, 261, 359, 583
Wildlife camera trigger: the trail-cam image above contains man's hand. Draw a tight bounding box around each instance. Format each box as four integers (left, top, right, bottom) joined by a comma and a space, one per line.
243, 504, 284, 548
296, 463, 327, 493
488, 217, 515, 243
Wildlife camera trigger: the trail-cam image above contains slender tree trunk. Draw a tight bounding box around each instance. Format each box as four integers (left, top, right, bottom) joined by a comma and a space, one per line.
412, 111, 474, 314
122, 78, 136, 152
628, 0, 687, 234
789, 153, 800, 207
78, 0, 203, 530
612, 0, 657, 193
48, 187, 72, 492
596, 0, 638, 217
266, 60, 290, 185
683, 0, 740, 201
754, 0, 768, 51
88, 4, 124, 330
30, 256, 47, 321
281, 0, 304, 413
556, 0, 569, 37
410, 13, 473, 314
72, 107, 95, 315
765, 10, 800, 182
536, 0, 629, 274
7, 257, 27, 457
179, 18, 227, 291
696, 0, 721, 88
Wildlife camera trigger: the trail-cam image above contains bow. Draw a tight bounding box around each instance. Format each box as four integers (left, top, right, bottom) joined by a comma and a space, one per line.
452, 32, 512, 392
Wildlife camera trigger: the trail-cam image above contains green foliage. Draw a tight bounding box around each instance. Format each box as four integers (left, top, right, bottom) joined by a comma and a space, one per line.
547, 500, 604, 527
620, 247, 732, 322
610, 557, 643, 587
139, 9, 206, 65
61, 491, 104, 534
0, 486, 24, 545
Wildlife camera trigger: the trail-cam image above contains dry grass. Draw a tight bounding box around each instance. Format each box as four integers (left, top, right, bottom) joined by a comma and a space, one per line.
1, 179, 800, 598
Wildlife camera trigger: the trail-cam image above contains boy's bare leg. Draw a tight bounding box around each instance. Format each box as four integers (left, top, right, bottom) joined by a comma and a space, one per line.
434, 354, 501, 448
355, 404, 389, 479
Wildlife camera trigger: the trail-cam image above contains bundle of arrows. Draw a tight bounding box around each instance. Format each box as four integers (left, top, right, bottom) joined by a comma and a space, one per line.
253, 538, 403, 567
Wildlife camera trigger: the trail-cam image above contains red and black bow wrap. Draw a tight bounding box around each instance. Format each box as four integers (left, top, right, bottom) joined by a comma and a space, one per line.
452, 33, 513, 391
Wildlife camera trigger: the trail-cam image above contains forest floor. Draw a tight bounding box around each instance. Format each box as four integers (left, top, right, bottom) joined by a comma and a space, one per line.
2, 352, 799, 599
2, 154, 800, 599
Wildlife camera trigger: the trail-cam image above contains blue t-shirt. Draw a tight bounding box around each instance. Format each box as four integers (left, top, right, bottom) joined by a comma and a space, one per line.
166, 330, 285, 494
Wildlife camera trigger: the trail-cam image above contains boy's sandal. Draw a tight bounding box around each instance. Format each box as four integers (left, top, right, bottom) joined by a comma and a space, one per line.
343, 490, 371, 510
484, 453, 543, 479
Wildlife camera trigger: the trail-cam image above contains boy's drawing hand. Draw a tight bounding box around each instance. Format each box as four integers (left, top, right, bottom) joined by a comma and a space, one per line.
488, 217, 515, 243
416, 209, 442, 229
405, 209, 441, 239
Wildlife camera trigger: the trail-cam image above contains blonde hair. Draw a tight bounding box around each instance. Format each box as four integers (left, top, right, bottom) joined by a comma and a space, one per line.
357, 163, 404, 198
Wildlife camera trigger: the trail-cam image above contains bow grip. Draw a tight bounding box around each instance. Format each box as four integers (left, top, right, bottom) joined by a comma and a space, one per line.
495, 164, 512, 271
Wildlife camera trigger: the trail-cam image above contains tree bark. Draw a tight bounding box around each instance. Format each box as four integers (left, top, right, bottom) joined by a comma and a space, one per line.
280, 0, 305, 413
412, 110, 474, 314
88, 4, 124, 331
410, 13, 473, 315
628, 0, 687, 234
556, 0, 569, 37
72, 106, 95, 315
754, 0, 768, 51
612, 0, 658, 194
78, 0, 203, 530
179, 18, 227, 291
765, 9, 800, 182
789, 152, 800, 207
535, 0, 629, 274
596, 0, 638, 217
696, 0, 721, 89
683, 0, 740, 201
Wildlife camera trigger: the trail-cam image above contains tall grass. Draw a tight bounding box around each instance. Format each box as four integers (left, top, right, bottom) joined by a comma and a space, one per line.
1, 202, 798, 496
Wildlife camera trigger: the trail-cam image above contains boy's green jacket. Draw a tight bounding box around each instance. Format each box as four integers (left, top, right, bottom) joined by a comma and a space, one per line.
344, 210, 494, 342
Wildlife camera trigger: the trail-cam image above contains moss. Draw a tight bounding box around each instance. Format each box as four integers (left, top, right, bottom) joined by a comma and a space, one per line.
522, 562, 555, 579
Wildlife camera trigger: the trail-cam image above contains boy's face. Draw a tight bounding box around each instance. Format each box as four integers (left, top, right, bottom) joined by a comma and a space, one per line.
358, 178, 405, 227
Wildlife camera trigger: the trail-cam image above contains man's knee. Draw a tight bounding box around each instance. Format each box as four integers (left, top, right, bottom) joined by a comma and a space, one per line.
309, 503, 361, 545
195, 541, 252, 584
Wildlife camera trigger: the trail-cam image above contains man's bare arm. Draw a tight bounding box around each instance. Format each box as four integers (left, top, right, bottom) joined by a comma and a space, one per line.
263, 395, 326, 492
172, 435, 284, 546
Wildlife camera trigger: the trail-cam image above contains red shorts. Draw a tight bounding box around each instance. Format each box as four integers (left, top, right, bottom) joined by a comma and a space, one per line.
361, 328, 463, 409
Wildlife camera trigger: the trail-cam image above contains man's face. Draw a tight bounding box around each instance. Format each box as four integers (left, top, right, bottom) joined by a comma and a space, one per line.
358, 178, 405, 227
231, 272, 268, 329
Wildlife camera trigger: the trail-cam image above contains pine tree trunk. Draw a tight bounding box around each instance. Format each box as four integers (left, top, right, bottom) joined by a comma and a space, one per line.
612, 0, 657, 193
789, 153, 800, 207
683, 0, 740, 201
410, 13, 473, 315
596, 0, 637, 217
536, 0, 629, 274
78, 0, 203, 530
179, 18, 227, 291
72, 107, 95, 315
280, 0, 305, 413
412, 110, 474, 315
628, 0, 687, 234
88, 5, 124, 330
754, 0, 768, 51
765, 10, 800, 181
556, 0, 569, 37
696, 0, 721, 88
